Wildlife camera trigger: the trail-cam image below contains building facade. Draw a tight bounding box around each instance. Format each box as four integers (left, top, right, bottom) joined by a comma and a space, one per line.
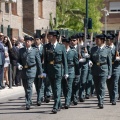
0, 0, 56, 37
101, 0, 120, 33
0, 0, 23, 37
23, 0, 56, 36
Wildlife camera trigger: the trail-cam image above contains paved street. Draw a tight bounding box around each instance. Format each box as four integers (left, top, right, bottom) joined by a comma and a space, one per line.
0, 86, 120, 120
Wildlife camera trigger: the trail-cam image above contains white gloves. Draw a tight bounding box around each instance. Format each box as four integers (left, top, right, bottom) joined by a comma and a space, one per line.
116, 57, 120, 61
89, 60, 93, 67
79, 58, 86, 63
38, 73, 47, 78
84, 53, 90, 58
64, 74, 69, 79
18, 65, 23, 70
107, 76, 111, 79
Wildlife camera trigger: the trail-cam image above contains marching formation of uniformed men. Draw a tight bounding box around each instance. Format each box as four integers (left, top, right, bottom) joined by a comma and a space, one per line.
17, 30, 120, 113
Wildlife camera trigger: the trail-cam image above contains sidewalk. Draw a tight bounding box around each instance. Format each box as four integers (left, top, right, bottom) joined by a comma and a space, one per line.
0, 84, 35, 100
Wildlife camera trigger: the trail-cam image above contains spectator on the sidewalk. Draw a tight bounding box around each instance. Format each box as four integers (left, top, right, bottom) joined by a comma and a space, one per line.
9, 37, 19, 86
15, 41, 21, 86
0, 33, 5, 89
3, 36, 12, 87
18, 36, 25, 48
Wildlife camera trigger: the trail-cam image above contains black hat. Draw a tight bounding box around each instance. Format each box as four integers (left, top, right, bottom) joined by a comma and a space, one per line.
70, 35, 78, 40
24, 36, 33, 41
96, 34, 106, 40
34, 34, 41, 39
106, 34, 115, 40
41, 33, 45, 39
62, 36, 70, 43
48, 30, 59, 36
78, 33, 84, 38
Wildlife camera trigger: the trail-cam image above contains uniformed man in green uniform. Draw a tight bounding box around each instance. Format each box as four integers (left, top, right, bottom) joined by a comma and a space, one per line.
32, 34, 44, 106
41, 33, 52, 103
90, 34, 112, 109
70, 35, 80, 105
44, 31, 68, 114
77, 33, 90, 102
106, 34, 120, 105
62, 36, 80, 109
18, 36, 43, 110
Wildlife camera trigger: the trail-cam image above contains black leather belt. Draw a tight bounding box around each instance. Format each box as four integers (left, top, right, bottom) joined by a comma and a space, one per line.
112, 61, 120, 65
49, 61, 62, 65
23, 64, 36, 69
68, 64, 74, 67
93, 62, 107, 66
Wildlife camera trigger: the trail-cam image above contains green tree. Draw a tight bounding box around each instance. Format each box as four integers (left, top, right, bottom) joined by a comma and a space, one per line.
56, 0, 104, 33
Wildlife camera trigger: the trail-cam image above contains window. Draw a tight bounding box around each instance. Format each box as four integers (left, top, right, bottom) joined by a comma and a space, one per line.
109, 2, 120, 12
12, 2, 17, 15
38, 0, 43, 18
5, 3, 9, 13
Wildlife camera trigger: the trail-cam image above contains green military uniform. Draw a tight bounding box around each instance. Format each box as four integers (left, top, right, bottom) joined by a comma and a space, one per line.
79, 45, 89, 101
32, 43, 44, 105
85, 44, 93, 98
18, 37, 42, 109
63, 48, 79, 107
44, 41, 68, 113
106, 34, 120, 105
70, 35, 80, 105
90, 35, 112, 108
62, 37, 80, 108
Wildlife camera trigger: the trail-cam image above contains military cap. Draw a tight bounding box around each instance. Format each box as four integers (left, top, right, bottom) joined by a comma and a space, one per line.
75, 33, 80, 38
24, 35, 33, 41
79, 33, 84, 37
96, 34, 106, 40
41, 33, 45, 39
48, 30, 59, 36
62, 36, 70, 43
34, 34, 41, 39
106, 34, 115, 40
70, 35, 78, 40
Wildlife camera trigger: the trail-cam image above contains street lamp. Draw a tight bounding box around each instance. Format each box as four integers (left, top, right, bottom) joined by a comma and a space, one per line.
84, 0, 88, 46
101, 7, 109, 34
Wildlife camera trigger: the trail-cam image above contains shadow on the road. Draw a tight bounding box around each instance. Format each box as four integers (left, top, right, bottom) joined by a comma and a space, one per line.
70, 106, 98, 109
0, 110, 52, 114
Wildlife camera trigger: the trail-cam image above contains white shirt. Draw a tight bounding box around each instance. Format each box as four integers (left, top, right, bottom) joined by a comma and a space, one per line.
110, 43, 114, 49
36, 44, 42, 50
52, 41, 58, 49
74, 45, 77, 49
66, 47, 70, 53
26, 46, 32, 51
99, 44, 105, 50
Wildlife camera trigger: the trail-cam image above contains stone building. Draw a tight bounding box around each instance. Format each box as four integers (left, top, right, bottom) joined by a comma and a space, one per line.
0, 0, 23, 38
101, 0, 120, 33
0, 0, 56, 37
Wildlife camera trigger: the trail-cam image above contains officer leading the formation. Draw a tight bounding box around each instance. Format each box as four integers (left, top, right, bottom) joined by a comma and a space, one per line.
90, 34, 112, 109
44, 31, 68, 114
18, 36, 43, 110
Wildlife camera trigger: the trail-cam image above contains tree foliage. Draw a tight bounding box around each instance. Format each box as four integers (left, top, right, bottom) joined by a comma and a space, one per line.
55, 0, 104, 33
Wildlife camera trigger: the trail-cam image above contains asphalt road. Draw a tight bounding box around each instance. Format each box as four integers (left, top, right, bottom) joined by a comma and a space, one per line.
0, 89, 120, 120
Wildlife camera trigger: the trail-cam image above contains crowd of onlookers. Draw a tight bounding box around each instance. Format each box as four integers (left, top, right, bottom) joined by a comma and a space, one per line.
0, 32, 25, 89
